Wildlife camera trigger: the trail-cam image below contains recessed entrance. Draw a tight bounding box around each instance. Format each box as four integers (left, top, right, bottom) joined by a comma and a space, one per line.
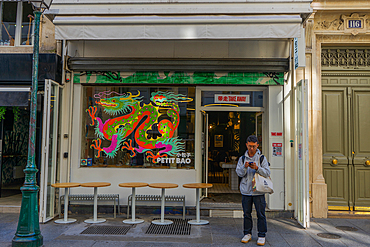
0, 106, 30, 199
202, 110, 262, 203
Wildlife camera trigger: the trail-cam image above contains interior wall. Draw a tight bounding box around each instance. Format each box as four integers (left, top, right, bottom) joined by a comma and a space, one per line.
268, 86, 285, 210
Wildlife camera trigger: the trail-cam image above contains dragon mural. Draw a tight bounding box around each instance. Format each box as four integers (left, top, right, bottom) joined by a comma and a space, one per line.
86, 90, 192, 163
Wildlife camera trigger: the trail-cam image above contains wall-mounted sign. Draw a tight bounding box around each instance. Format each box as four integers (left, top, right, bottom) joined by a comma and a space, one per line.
342, 13, 367, 35
348, 20, 362, 29
74, 71, 284, 85
214, 94, 250, 104
294, 38, 299, 70
271, 132, 282, 137
272, 143, 283, 157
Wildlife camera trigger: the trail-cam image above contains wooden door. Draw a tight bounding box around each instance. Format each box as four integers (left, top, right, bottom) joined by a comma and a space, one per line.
352, 88, 370, 210
322, 85, 370, 211
322, 87, 350, 210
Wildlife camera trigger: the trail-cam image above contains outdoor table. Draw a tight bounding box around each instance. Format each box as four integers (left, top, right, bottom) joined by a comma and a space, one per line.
119, 182, 148, 224
148, 183, 178, 225
81, 182, 111, 223
183, 183, 213, 225
51, 183, 81, 224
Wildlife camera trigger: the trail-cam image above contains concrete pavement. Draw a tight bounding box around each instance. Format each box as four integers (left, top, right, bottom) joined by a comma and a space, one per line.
1, 213, 370, 247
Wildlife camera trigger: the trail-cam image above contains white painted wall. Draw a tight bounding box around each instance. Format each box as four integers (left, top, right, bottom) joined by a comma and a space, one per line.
284, 40, 295, 213
267, 86, 285, 210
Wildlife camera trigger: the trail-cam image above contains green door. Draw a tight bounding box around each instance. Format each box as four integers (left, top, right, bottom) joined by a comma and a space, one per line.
322, 85, 370, 211
352, 88, 370, 210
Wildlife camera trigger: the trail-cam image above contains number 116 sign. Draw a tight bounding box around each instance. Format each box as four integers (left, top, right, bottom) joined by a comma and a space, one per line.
348, 20, 362, 28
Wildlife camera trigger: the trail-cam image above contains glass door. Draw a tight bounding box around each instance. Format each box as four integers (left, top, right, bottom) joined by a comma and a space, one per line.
39, 80, 62, 223
201, 111, 208, 197
296, 79, 309, 228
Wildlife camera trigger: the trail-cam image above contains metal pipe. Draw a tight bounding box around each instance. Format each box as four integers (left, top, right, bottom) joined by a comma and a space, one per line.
54, 16, 302, 25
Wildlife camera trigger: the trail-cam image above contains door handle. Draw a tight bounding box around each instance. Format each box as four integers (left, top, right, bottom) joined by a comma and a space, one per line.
332, 158, 338, 165
366, 160, 370, 166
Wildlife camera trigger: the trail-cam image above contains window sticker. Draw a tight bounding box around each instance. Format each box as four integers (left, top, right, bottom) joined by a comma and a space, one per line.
272, 143, 283, 157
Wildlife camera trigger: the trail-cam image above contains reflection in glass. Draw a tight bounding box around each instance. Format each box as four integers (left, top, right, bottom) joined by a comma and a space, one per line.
21, 3, 34, 46
0, 2, 17, 46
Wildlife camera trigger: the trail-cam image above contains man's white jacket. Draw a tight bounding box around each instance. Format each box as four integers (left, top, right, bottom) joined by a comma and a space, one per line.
235, 149, 270, 196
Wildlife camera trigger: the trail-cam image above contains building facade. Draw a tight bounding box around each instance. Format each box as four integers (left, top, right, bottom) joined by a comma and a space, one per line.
42, 0, 313, 225
304, 0, 370, 218
0, 0, 62, 211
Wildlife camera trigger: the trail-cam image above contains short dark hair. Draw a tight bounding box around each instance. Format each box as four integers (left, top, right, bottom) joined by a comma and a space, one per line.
246, 135, 258, 144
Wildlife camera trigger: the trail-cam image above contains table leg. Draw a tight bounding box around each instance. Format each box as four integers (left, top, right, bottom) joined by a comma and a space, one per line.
152, 188, 173, 225
188, 188, 209, 225
85, 187, 106, 223
55, 187, 77, 224
123, 187, 144, 224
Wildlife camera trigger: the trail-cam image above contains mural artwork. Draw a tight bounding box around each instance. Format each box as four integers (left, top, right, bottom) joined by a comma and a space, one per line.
87, 91, 192, 163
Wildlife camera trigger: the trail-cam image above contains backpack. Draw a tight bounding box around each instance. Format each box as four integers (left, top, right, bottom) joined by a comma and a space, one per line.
241, 154, 270, 166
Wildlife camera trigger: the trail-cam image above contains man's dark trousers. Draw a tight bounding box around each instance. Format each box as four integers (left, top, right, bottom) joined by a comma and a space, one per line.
242, 195, 267, 237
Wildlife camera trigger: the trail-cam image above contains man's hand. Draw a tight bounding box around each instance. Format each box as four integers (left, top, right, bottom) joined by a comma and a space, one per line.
245, 162, 258, 170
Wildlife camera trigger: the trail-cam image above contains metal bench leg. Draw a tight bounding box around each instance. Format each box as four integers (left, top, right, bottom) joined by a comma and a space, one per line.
114, 199, 116, 218
183, 200, 186, 220
117, 196, 120, 215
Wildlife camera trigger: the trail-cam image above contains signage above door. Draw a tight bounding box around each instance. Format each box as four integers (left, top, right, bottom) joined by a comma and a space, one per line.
74, 71, 284, 86
342, 13, 367, 35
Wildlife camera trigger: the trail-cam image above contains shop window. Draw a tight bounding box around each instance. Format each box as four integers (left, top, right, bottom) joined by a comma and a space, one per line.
81, 86, 196, 169
0, 2, 34, 46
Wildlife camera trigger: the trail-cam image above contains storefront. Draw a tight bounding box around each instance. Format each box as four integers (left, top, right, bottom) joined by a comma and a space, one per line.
0, 53, 62, 201
45, 0, 312, 226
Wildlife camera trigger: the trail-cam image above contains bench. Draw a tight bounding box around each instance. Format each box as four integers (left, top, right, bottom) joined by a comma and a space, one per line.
59, 194, 120, 218
127, 194, 185, 220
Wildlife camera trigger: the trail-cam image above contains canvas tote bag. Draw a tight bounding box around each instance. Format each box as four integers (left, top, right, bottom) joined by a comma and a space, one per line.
252, 173, 274, 194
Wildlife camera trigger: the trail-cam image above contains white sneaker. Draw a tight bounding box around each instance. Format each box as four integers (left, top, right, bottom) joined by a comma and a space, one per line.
257, 237, 265, 246
241, 234, 252, 243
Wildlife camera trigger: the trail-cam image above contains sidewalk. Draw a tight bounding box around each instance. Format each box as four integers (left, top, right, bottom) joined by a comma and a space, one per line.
1, 213, 370, 247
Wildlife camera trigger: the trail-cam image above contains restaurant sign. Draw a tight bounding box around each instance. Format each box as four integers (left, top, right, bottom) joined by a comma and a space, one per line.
74, 71, 284, 85
214, 94, 250, 104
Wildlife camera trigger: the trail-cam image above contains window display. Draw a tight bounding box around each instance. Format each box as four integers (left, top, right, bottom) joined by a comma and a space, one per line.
81, 86, 195, 169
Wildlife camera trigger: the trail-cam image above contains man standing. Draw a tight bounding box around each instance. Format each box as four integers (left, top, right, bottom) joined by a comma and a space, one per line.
236, 135, 270, 246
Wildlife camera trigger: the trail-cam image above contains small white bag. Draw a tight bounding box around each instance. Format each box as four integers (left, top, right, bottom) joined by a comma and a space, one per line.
253, 173, 274, 194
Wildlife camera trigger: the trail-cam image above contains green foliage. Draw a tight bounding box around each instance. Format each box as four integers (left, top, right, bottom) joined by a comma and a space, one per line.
0, 106, 6, 121
13, 107, 20, 122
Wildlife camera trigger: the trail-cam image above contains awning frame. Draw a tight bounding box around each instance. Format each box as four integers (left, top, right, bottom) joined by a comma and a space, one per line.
68, 58, 290, 72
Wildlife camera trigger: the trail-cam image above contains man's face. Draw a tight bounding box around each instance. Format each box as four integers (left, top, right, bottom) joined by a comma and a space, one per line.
246, 141, 259, 156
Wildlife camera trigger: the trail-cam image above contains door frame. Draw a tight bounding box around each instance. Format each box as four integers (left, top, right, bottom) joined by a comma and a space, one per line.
295, 79, 310, 228
39, 79, 63, 223
195, 86, 266, 187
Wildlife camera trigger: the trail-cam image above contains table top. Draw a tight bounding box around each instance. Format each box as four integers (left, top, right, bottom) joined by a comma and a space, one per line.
183, 183, 213, 189
80, 182, 111, 188
51, 182, 81, 188
119, 182, 149, 188
149, 183, 178, 189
